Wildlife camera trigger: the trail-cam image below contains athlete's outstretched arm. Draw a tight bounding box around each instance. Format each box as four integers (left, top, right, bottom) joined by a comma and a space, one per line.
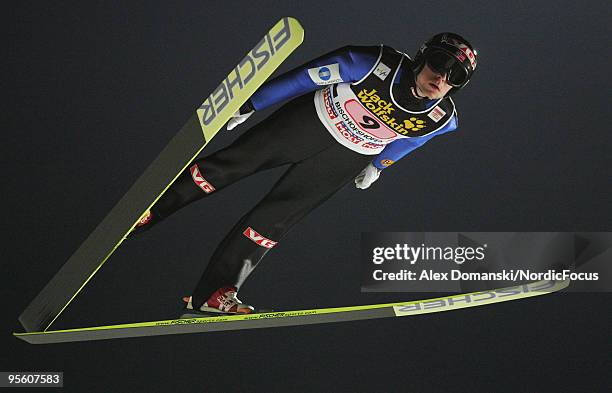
249, 45, 382, 111
371, 115, 458, 170
354, 117, 458, 190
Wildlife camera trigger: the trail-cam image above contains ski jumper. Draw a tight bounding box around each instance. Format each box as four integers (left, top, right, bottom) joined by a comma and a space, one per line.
147, 45, 459, 308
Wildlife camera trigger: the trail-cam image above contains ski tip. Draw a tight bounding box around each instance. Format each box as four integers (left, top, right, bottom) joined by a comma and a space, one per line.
277, 17, 304, 41
283, 16, 302, 26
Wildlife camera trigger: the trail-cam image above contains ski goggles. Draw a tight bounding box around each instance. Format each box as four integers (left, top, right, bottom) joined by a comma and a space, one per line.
425, 50, 470, 87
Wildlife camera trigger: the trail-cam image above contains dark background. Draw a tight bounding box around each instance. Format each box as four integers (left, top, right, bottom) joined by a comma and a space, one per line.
4, 1, 610, 392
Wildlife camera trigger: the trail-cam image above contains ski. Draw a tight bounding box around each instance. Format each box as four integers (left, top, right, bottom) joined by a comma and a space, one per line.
18, 18, 305, 333
14, 280, 568, 344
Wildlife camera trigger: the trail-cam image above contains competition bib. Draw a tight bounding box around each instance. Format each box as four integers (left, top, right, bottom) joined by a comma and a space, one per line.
314, 46, 456, 155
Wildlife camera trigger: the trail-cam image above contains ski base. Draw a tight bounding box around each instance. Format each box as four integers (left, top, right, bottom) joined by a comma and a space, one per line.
14, 280, 568, 344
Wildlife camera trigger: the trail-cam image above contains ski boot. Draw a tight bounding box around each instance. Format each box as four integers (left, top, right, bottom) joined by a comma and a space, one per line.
127, 209, 158, 237
181, 287, 255, 318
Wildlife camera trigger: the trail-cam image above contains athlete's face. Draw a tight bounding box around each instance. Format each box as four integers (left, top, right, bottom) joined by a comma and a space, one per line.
415, 63, 453, 99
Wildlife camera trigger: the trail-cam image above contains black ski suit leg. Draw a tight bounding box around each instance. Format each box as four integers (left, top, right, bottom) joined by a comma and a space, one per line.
149, 93, 329, 224
190, 142, 373, 307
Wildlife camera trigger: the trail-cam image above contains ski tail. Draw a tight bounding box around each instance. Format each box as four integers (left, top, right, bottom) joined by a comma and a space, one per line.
18, 17, 305, 333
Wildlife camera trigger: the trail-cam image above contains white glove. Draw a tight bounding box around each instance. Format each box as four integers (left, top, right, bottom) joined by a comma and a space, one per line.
354, 163, 381, 189
227, 109, 254, 130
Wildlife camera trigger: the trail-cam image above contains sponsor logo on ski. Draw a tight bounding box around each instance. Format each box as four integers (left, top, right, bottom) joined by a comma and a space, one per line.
427, 106, 446, 123
307, 63, 343, 85
199, 18, 294, 126
243, 227, 278, 249
373, 62, 392, 80
190, 164, 216, 193
393, 280, 562, 316
381, 159, 394, 167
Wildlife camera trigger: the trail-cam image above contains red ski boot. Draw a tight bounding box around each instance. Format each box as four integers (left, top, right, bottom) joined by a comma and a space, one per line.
127, 209, 157, 237
181, 287, 255, 317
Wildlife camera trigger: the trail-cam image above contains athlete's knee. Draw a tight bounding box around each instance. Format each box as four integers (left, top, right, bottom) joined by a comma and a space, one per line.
186, 162, 218, 195
152, 164, 217, 218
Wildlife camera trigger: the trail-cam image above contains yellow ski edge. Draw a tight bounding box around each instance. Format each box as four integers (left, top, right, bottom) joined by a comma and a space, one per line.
38, 17, 305, 332
14, 280, 568, 337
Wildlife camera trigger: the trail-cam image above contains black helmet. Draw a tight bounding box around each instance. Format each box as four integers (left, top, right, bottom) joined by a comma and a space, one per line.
413, 32, 478, 94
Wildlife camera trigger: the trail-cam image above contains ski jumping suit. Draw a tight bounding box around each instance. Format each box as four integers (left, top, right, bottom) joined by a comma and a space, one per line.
148, 45, 459, 308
